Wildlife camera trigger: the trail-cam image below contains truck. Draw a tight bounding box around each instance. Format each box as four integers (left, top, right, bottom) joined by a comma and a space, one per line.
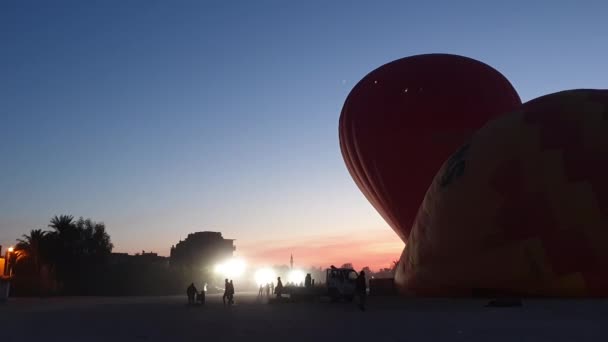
282, 266, 359, 302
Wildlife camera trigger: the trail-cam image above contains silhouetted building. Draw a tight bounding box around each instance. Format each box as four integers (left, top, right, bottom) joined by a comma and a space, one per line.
110, 252, 169, 266
0, 245, 5, 277
170, 232, 235, 270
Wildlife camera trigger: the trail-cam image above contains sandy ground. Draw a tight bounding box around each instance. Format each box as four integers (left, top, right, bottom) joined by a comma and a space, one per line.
2, 293, 608, 342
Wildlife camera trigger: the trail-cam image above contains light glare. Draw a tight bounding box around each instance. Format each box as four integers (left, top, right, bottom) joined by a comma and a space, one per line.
214, 258, 246, 278
254, 268, 276, 286
287, 269, 306, 284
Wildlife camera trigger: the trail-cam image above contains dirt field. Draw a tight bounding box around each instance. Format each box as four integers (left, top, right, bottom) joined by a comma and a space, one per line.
2, 293, 608, 341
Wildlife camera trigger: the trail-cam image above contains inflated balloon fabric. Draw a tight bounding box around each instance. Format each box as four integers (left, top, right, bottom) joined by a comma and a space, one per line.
339, 54, 521, 242
395, 89, 608, 297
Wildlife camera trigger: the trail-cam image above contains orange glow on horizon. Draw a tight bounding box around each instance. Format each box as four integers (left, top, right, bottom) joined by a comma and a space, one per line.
112, 228, 404, 272
238, 229, 404, 271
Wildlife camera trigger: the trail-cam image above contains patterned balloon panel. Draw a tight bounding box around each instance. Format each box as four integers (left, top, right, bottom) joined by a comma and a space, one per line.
395, 89, 608, 296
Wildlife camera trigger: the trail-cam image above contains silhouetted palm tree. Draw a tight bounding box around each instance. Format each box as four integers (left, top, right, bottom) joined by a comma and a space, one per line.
49, 214, 75, 236
16, 229, 48, 270
47, 215, 113, 293
12, 215, 115, 295
16, 229, 51, 293
45, 215, 78, 290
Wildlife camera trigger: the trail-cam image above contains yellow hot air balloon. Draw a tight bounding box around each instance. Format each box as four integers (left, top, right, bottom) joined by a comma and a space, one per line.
395, 89, 608, 297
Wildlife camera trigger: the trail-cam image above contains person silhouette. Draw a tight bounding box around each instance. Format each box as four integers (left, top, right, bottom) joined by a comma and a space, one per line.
356, 271, 367, 311
198, 282, 206, 305
187, 283, 197, 305
271, 281, 275, 295
259, 284, 264, 297
275, 277, 283, 298
265, 283, 270, 297
223, 279, 230, 306
228, 280, 235, 305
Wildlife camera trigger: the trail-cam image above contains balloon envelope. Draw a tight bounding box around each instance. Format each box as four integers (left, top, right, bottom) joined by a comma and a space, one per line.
396, 89, 608, 296
339, 54, 521, 242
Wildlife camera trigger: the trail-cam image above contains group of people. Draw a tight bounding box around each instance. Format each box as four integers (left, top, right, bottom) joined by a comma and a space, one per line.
258, 281, 275, 297
186, 282, 205, 305
222, 279, 235, 305
186, 271, 366, 310
258, 277, 285, 298
186, 280, 234, 306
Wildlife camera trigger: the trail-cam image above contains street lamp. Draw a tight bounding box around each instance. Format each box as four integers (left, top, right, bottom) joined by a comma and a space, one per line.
4, 246, 14, 276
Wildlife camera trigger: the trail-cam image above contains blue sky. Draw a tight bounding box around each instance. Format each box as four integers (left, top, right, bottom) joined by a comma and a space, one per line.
1, 0, 607, 266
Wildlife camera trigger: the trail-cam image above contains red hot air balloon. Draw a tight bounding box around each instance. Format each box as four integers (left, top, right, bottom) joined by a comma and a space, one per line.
339, 54, 521, 242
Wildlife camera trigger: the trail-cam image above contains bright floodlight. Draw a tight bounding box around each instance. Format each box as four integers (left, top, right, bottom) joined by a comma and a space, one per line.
287, 269, 306, 284
214, 258, 246, 279
254, 268, 276, 286
7, 246, 14, 253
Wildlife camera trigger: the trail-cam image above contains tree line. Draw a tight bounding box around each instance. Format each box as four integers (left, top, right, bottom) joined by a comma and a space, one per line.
11, 215, 113, 295
10, 214, 191, 296
9, 215, 399, 296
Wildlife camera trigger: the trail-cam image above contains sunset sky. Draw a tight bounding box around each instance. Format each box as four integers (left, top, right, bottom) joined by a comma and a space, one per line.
2, 1, 608, 271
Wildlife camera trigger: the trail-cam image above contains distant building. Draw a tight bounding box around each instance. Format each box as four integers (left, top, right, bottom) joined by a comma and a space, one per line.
0, 245, 14, 277
0, 257, 5, 277
170, 232, 235, 270
109, 251, 169, 267
0, 245, 5, 277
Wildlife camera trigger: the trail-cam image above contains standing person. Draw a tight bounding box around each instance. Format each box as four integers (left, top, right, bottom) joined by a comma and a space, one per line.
187, 283, 197, 305
258, 284, 264, 297
198, 283, 206, 305
265, 283, 270, 297
356, 271, 367, 311
275, 277, 283, 298
271, 281, 275, 295
228, 280, 235, 305
222, 279, 230, 306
